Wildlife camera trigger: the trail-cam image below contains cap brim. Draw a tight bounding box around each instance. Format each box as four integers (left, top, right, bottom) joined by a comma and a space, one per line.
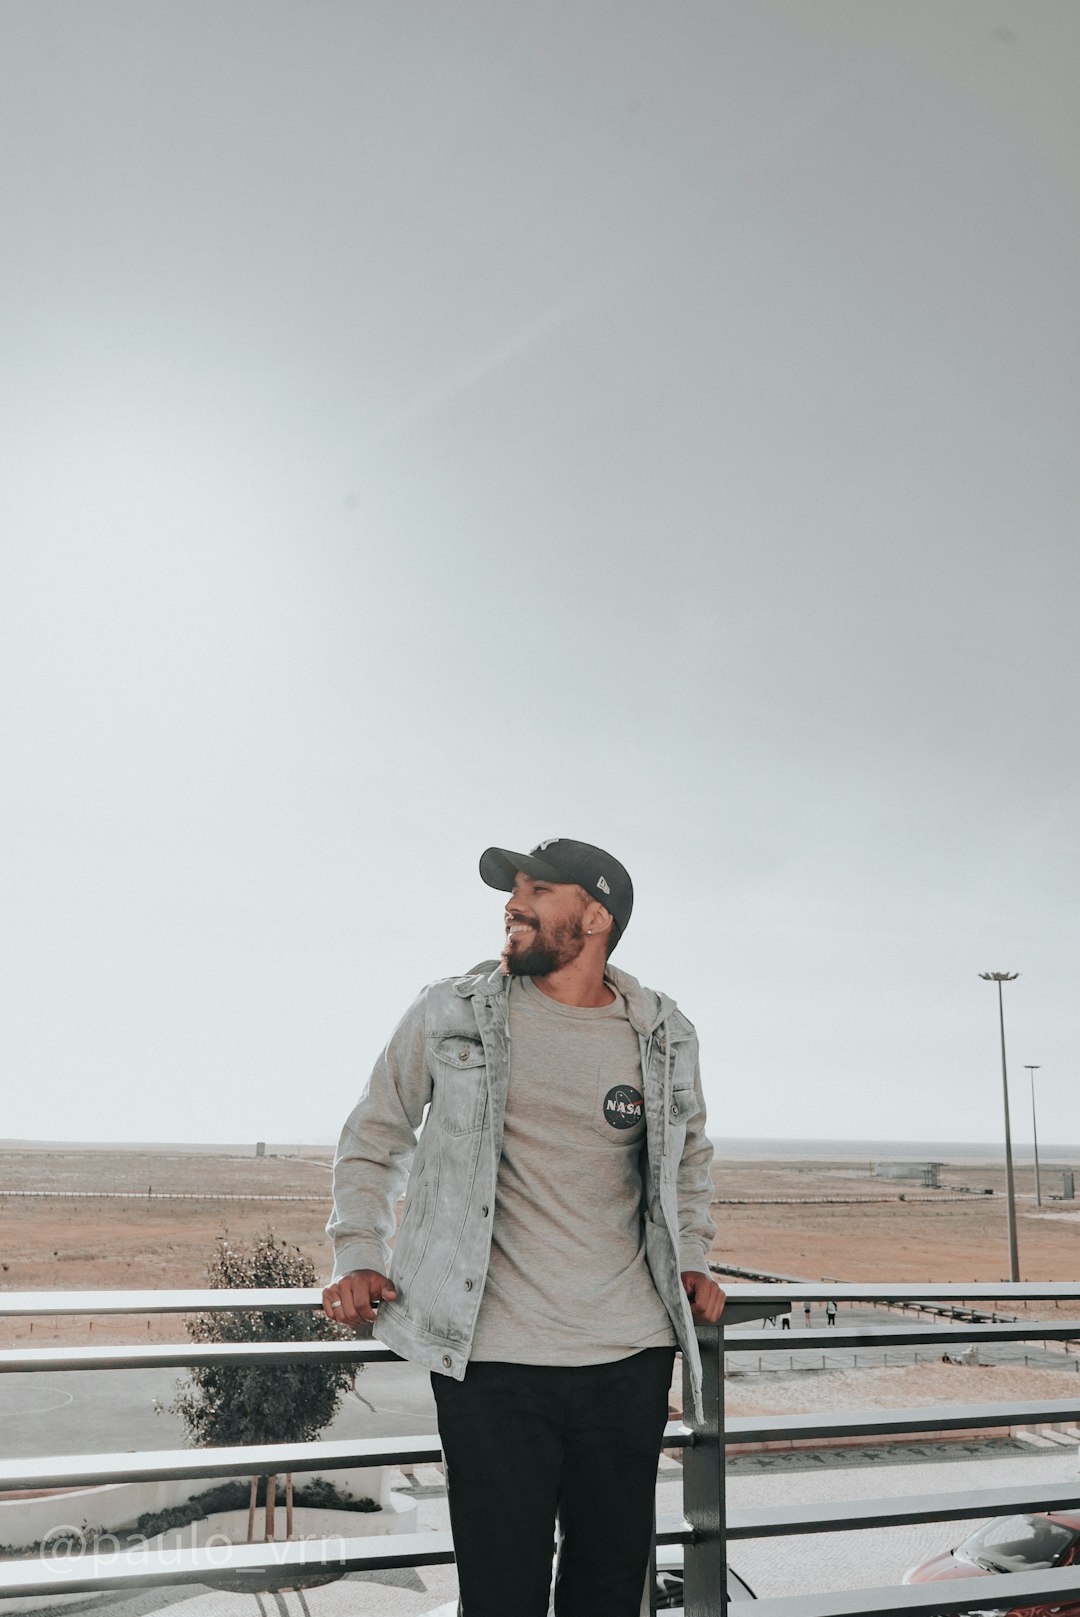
478, 847, 570, 892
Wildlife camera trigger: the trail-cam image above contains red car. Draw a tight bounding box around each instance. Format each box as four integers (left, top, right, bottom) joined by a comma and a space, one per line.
904, 1512, 1080, 1616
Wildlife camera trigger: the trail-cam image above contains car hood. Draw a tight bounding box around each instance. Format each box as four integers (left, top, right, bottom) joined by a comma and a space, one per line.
905, 1551, 993, 1585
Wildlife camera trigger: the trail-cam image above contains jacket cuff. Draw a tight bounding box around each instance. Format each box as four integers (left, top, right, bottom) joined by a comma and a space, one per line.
678, 1243, 710, 1276
331, 1241, 389, 1283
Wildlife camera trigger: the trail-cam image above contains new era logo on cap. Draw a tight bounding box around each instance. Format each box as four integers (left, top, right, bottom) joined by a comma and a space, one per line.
597, 876, 611, 894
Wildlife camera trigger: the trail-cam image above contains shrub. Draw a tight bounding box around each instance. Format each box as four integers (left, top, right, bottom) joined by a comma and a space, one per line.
163, 1231, 354, 1448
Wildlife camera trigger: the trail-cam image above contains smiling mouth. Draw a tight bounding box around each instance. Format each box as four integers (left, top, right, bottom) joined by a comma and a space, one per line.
505, 923, 536, 940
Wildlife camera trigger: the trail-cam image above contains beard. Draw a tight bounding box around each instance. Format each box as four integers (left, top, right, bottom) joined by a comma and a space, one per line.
501, 913, 586, 977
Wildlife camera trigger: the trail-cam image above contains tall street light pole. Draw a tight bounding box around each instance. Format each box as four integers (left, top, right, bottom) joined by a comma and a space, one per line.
1025, 1065, 1042, 1208
980, 971, 1020, 1282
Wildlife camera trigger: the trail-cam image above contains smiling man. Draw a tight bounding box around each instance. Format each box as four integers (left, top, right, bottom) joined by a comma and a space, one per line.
323, 837, 722, 1617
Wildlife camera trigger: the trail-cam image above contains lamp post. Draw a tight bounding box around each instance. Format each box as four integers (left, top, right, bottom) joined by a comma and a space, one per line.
980, 971, 1020, 1282
1025, 1065, 1042, 1208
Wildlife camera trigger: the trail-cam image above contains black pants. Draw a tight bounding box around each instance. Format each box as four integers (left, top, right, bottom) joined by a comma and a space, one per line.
432, 1346, 677, 1617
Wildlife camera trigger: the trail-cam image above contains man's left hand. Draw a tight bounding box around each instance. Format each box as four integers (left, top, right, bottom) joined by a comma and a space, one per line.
681, 1270, 726, 1324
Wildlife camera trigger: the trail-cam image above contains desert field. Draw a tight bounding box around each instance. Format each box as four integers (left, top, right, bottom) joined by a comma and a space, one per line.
710, 1154, 1080, 1285
0, 1147, 336, 1347
2, 1144, 1079, 1351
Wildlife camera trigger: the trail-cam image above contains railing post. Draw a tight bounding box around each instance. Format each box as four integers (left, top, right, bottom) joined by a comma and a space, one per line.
682, 1321, 725, 1617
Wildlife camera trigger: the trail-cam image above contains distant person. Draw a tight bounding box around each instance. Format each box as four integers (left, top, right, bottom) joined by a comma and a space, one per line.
781, 1313, 791, 1330
803, 1303, 812, 1328
826, 1300, 837, 1327
323, 837, 724, 1617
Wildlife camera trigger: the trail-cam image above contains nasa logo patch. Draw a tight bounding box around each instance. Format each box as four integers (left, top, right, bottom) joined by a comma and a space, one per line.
603, 1085, 644, 1130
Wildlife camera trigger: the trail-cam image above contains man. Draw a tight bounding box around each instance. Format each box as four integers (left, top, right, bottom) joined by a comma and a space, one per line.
323, 837, 723, 1617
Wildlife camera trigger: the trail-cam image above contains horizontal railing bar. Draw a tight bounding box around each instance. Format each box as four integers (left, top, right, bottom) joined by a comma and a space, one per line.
0, 1517, 692, 1602
656, 1512, 692, 1545
9, 1543, 1080, 1609
0, 1435, 444, 1491
0, 1424, 692, 1492
0, 1528, 457, 1599
12, 1445, 1079, 1539
727, 1477, 1080, 1537
5, 1281, 1080, 1318
723, 1301, 791, 1325
728, 1395, 1080, 1444
0, 1341, 397, 1373
719, 1282, 1080, 1303
0, 1288, 330, 1317
747, 1565, 1080, 1617
730, 1320, 1080, 1350
5, 1323, 1078, 1376
0, 1516, 690, 1601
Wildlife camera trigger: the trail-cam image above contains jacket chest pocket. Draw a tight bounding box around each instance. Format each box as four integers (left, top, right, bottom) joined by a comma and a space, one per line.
431, 1035, 489, 1135
659, 1041, 699, 1160
664, 1067, 699, 1156
668, 1081, 699, 1127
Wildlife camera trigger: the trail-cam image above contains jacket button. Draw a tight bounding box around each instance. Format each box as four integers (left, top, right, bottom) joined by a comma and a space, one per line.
670, 1103, 680, 1118
464, 1279, 473, 1291
442, 1355, 453, 1368
459, 1050, 469, 1061
481, 1205, 489, 1217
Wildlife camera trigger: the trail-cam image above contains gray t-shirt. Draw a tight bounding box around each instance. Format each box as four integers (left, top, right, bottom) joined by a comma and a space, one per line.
470, 974, 677, 1364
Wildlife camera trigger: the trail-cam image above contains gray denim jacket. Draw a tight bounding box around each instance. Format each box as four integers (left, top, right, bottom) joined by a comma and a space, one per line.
327, 961, 716, 1420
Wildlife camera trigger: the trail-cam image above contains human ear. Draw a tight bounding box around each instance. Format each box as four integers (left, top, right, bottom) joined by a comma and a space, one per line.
584, 900, 611, 941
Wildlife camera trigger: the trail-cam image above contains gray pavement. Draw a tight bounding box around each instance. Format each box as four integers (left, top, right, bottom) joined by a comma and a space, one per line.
0, 1362, 438, 1461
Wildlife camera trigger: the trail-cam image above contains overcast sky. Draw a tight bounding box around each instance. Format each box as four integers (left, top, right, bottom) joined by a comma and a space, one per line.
2, 1, 1077, 1152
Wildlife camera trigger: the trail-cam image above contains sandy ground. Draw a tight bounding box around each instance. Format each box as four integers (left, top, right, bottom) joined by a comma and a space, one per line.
710, 1156, 1080, 1284
0, 1151, 334, 1348
2, 1147, 1079, 1355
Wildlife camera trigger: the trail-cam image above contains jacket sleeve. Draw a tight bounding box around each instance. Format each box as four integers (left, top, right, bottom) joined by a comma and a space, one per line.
325, 986, 434, 1281
676, 1035, 716, 1275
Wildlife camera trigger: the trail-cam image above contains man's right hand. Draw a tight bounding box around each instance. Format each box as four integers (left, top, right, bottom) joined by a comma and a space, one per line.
322, 1270, 398, 1327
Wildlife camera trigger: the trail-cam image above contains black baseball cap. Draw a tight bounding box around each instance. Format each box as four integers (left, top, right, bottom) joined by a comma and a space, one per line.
479, 838, 634, 947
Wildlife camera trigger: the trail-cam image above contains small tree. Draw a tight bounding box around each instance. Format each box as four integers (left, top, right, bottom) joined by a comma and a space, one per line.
165, 1231, 354, 1541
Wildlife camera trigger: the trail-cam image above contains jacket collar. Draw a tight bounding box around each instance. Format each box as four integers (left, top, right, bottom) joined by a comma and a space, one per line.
453, 959, 675, 1037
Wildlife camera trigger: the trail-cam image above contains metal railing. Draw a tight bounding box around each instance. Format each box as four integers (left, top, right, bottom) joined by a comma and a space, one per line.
3, 1282, 1080, 1616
